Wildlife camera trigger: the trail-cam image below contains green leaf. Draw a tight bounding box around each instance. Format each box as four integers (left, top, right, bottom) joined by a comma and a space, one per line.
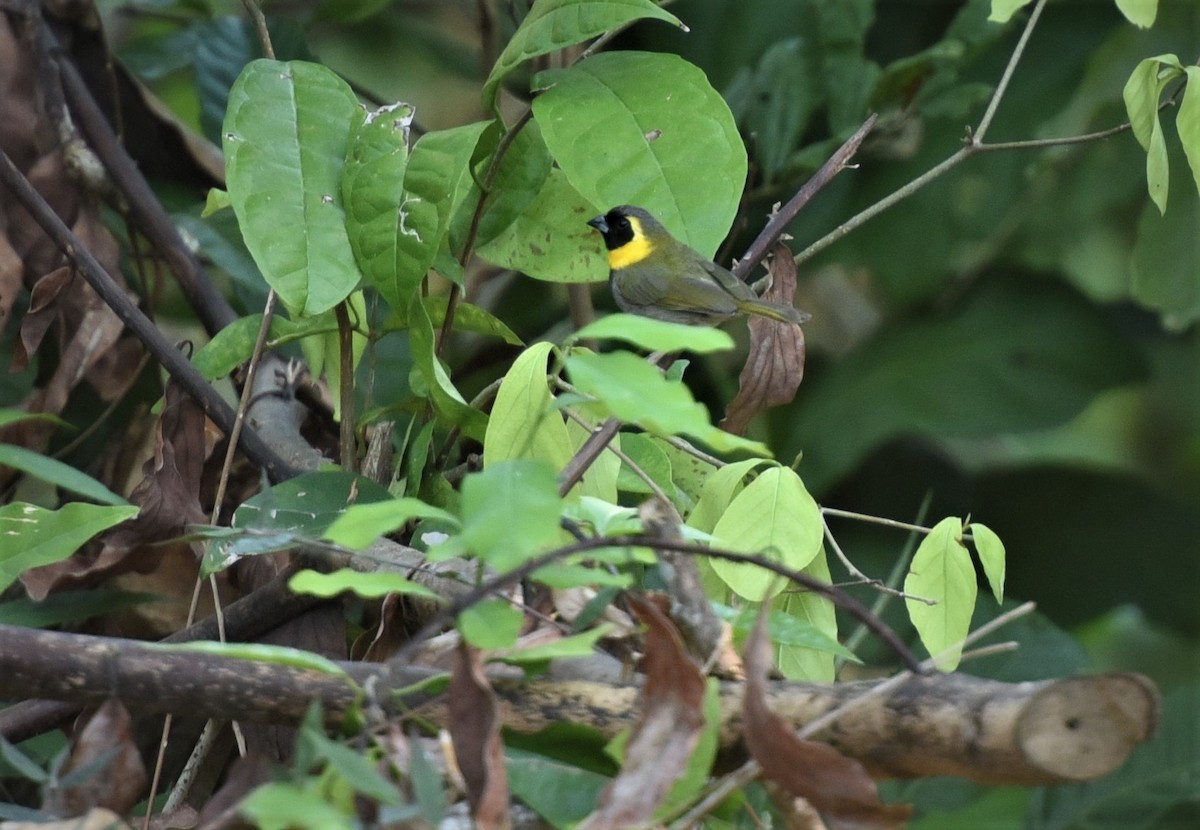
482, 0, 684, 111
0, 502, 139, 594
454, 459, 564, 572
717, 602, 857, 661
233, 471, 395, 537
564, 350, 769, 457
475, 168, 608, 283
407, 292, 489, 441
150, 641, 350, 679
1122, 55, 1183, 214
790, 279, 1145, 492
459, 598, 524, 649
614, 431, 673, 495
1176, 66, 1200, 201
904, 517, 976, 671
288, 567, 440, 601
0, 409, 65, 430
971, 522, 1006, 604
0, 738, 50, 784
1131, 192, 1200, 327
451, 120, 552, 252
483, 342, 574, 474
241, 782, 355, 830
564, 415, 621, 503
392, 120, 493, 297
0, 445, 128, 506
191, 314, 331, 380
223, 60, 363, 316
384, 296, 523, 345
493, 624, 611, 665
323, 497, 458, 549
506, 746, 610, 828
777, 554, 838, 682
708, 466, 823, 601
342, 101, 422, 307
1115, 0, 1158, 28
0, 589, 158, 628
533, 51, 746, 257
686, 458, 773, 534
987, 0, 1034, 23
570, 314, 734, 355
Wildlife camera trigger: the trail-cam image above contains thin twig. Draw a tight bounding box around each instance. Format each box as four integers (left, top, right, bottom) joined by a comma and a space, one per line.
971, 0, 1047, 143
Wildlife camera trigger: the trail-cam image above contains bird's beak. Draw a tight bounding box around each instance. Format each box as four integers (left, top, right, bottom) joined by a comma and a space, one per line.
587, 215, 608, 234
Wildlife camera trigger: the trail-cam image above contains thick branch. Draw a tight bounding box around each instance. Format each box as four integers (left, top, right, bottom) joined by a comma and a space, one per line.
0, 624, 1158, 786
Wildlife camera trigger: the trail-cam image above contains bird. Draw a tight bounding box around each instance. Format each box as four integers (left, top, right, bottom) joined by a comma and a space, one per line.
586, 205, 810, 327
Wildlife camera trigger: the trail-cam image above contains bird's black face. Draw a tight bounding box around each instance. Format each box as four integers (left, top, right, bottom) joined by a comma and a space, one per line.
587, 209, 635, 251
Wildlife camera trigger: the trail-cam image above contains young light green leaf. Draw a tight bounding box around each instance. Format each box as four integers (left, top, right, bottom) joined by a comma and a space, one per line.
904, 517, 977, 672
564, 350, 770, 457
0, 502, 139, 594
323, 498, 459, 549
456, 459, 564, 572
571, 314, 734, 355
150, 641, 350, 679
483, 342, 574, 473
241, 783, 353, 830
482, 0, 684, 110
533, 51, 746, 257
970, 523, 1006, 604
777, 553, 838, 682
565, 415, 621, 503
686, 458, 774, 534
708, 466, 823, 601
289, 567, 440, 601
987, 0, 1034, 23
1176, 67, 1200, 201
342, 102, 424, 308
223, 60, 363, 316
407, 293, 489, 441
1115, 0, 1157, 28
614, 432, 673, 495
0, 445, 128, 506
459, 598, 524, 649
475, 168, 608, 282
1123, 55, 1184, 214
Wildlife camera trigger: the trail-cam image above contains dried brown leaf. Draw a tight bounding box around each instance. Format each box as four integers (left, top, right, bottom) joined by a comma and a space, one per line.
42, 699, 146, 818
722, 243, 806, 435
744, 608, 912, 830
449, 639, 511, 830
578, 593, 706, 830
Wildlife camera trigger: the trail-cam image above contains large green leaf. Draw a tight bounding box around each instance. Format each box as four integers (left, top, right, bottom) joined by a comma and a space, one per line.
450, 120, 552, 253
442, 460, 564, 572
482, 0, 683, 110
475, 168, 607, 283
564, 349, 769, 457
342, 102, 420, 308
0, 502, 139, 593
1131, 192, 1200, 326
788, 279, 1145, 493
223, 59, 363, 316
390, 120, 493, 298
708, 465, 823, 601
777, 553, 838, 682
904, 517, 976, 671
533, 51, 746, 257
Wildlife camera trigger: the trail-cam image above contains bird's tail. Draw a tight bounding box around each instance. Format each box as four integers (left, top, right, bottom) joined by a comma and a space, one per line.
738, 298, 811, 326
